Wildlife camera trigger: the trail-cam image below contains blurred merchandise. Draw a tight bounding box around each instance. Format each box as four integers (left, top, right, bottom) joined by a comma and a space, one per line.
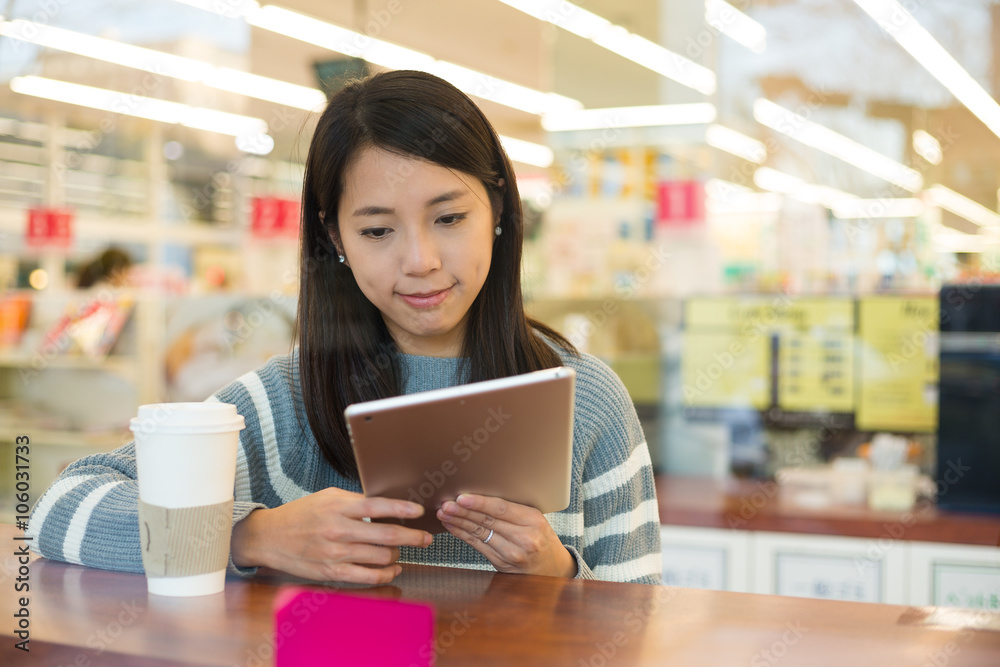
0, 294, 31, 346
39, 296, 133, 359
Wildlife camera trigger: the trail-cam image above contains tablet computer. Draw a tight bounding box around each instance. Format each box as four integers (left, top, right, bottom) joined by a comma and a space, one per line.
345, 366, 575, 533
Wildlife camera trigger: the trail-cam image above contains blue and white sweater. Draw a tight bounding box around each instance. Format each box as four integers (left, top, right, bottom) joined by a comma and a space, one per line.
27, 348, 662, 585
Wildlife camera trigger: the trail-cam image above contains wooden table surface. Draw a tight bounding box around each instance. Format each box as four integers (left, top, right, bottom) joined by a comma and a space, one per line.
656, 475, 1000, 546
2, 525, 999, 666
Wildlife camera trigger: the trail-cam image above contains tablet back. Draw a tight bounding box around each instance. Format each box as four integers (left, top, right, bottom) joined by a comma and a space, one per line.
345, 366, 575, 533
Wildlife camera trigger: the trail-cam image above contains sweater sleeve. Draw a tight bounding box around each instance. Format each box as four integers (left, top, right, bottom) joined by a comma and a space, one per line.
25, 384, 269, 574
573, 357, 663, 585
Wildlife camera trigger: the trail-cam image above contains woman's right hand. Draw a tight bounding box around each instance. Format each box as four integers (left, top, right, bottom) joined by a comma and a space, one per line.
230, 487, 434, 584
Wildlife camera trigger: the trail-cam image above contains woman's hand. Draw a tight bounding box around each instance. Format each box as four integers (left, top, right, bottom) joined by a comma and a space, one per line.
231, 488, 434, 584
436, 494, 577, 578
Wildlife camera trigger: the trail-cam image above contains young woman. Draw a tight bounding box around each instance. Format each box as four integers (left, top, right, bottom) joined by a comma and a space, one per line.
27, 70, 662, 585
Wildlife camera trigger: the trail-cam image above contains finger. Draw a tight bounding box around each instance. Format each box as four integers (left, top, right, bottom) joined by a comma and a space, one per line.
322, 562, 403, 586
356, 521, 434, 548
438, 499, 495, 528
345, 496, 425, 522
436, 510, 500, 544
440, 519, 504, 560
454, 494, 523, 524
340, 544, 401, 567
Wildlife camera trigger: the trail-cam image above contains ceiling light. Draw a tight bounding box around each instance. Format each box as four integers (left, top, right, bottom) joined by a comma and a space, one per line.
706, 124, 767, 163
432, 61, 581, 115
852, 0, 1000, 141
248, 5, 436, 71
705, 179, 782, 213
911, 129, 942, 165
496, 0, 716, 95
926, 185, 1000, 228
753, 98, 924, 192
543, 103, 717, 132
932, 226, 995, 254
705, 0, 767, 53
832, 198, 925, 218
753, 167, 858, 208
499, 135, 554, 168
10, 76, 268, 137
238, 4, 582, 115
0, 19, 210, 80
203, 68, 326, 110
0, 18, 326, 111
235, 133, 275, 155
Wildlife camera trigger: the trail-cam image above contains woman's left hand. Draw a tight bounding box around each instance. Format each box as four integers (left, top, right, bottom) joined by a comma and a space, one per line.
437, 494, 577, 578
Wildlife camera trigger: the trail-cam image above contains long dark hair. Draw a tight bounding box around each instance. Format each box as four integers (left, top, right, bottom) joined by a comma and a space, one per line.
297, 69, 575, 479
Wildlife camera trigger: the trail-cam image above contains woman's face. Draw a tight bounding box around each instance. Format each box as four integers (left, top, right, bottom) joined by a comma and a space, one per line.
336, 147, 496, 357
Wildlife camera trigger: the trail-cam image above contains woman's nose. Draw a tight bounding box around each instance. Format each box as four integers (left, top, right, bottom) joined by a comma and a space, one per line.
400, 228, 442, 276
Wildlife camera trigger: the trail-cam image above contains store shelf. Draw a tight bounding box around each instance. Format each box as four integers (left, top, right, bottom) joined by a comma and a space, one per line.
0, 428, 127, 448
0, 353, 136, 377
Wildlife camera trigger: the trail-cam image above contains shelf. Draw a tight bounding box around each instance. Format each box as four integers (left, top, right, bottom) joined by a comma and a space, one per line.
0, 353, 135, 376
0, 428, 128, 448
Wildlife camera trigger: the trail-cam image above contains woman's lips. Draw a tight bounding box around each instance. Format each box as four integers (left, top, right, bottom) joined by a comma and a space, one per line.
399, 287, 451, 308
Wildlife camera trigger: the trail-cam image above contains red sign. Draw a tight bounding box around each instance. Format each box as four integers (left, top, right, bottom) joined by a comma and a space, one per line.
656, 180, 704, 227
26, 207, 74, 247
251, 196, 300, 238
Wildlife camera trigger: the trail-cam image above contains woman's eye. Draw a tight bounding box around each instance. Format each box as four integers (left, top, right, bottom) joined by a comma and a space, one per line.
438, 213, 467, 226
360, 227, 391, 239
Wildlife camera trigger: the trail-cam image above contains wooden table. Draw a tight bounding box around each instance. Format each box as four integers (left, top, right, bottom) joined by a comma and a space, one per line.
2, 524, 999, 666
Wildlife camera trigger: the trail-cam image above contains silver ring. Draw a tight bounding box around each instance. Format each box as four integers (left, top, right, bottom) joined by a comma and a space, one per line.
483, 528, 494, 544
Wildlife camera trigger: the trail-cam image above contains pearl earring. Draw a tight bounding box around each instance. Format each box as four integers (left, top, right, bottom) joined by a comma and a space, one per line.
338, 254, 345, 263
494, 225, 502, 236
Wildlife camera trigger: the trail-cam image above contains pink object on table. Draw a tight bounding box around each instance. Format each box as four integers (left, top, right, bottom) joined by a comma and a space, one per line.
274, 586, 435, 666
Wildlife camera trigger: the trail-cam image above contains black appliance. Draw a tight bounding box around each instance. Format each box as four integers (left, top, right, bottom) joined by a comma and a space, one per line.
936, 284, 1000, 514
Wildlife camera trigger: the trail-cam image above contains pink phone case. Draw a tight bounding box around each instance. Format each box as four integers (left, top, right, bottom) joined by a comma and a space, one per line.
274, 586, 435, 666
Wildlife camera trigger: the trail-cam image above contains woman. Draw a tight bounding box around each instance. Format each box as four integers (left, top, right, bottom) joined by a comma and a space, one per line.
27, 70, 662, 585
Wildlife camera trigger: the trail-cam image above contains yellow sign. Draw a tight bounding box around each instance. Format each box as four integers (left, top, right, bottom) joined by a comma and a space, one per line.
856, 297, 939, 432
686, 296, 851, 333
682, 332, 770, 409
778, 333, 854, 412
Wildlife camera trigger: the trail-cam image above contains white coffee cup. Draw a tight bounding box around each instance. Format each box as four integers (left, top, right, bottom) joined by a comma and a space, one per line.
131, 402, 245, 597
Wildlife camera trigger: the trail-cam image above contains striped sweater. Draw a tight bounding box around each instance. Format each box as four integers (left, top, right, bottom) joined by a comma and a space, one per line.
27, 347, 662, 585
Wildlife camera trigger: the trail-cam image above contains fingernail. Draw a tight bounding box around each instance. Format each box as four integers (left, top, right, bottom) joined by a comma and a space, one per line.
406, 504, 422, 517
457, 494, 472, 506
424, 533, 433, 546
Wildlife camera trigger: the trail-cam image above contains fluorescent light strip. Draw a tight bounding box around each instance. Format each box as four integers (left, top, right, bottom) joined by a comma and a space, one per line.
753, 167, 858, 209
0, 18, 327, 111
926, 185, 1000, 228
705, 124, 766, 163
496, 0, 716, 95
9, 76, 268, 137
705, 0, 767, 53
432, 61, 580, 116
911, 129, 942, 165
753, 98, 924, 192
0, 19, 210, 81
499, 135, 553, 168
933, 226, 990, 253
705, 179, 782, 214
852, 0, 1000, 141
175, 1, 583, 116
832, 198, 925, 219
543, 103, 716, 132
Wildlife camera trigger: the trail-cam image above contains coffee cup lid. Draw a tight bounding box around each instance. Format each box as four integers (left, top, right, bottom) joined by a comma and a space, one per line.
130, 402, 246, 435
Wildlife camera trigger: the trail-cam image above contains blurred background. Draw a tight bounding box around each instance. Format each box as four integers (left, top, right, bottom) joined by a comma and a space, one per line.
0, 0, 999, 607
